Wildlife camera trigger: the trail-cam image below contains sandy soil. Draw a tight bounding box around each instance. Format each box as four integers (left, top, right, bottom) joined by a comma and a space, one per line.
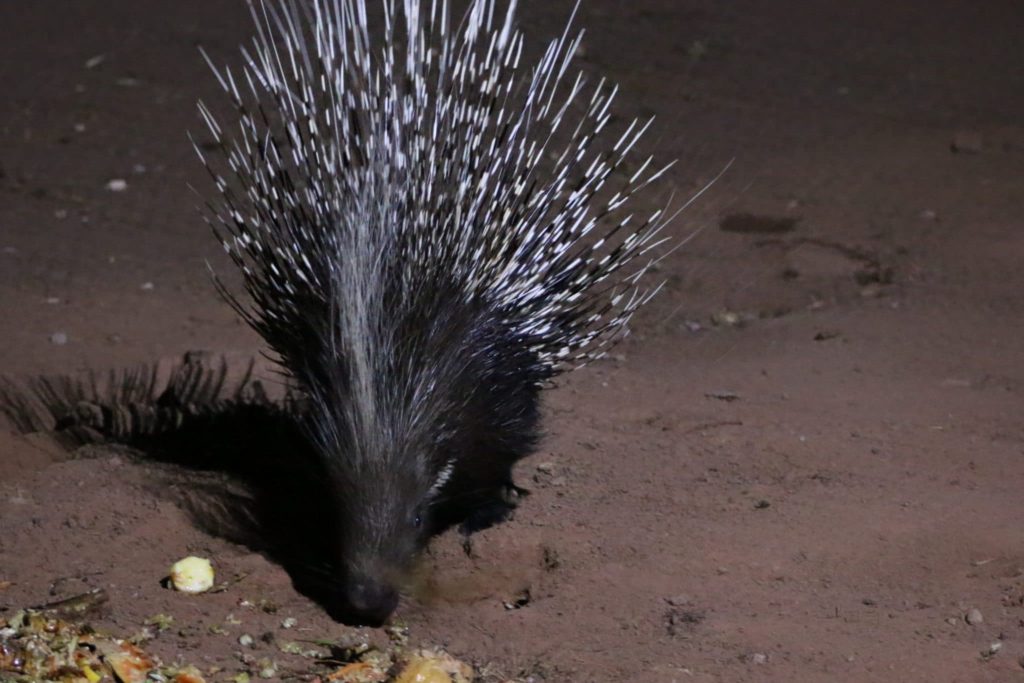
1, 0, 1023, 681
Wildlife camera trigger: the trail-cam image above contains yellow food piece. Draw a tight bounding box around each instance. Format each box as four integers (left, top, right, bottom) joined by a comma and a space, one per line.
172, 666, 208, 683
169, 556, 215, 594
393, 657, 453, 683
101, 641, 157, 683
81, 664, 102, 683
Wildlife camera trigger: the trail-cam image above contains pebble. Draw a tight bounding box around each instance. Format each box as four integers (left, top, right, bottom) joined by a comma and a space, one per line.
280, 617, 297, 629
859, 283, 883, 298
951, 131, 983, 154
140, 281, 154, 291
965, 608, 983, 625
49, 331, 68, 345
238, 633, 255, 647
751, 653, 767, 665
105, 178, 128, 192
711, 310, 742, 327
257, 659, 278, 679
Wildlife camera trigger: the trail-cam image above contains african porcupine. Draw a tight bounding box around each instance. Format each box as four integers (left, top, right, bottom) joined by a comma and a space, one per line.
195, 0, 677, 624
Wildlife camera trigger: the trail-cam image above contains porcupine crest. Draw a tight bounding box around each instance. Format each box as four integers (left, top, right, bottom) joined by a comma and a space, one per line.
195, 0, 678, 623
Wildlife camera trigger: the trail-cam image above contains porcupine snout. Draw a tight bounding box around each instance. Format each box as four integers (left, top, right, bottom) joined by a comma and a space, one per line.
339, 575, 400, 626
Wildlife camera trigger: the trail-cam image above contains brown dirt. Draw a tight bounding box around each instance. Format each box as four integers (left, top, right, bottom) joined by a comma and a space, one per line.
1, 0, 1022, 681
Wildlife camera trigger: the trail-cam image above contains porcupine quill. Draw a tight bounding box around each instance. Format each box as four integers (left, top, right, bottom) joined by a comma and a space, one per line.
189, 0, 702, 624
0, 0, 713, 626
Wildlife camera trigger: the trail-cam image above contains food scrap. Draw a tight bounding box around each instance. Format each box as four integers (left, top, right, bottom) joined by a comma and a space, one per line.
0, 608, 205, 683
1, 595, 482, 683
169, 556, 215, 594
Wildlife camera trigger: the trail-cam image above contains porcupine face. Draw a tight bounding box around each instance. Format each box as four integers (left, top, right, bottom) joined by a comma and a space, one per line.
303, 303, 545, 625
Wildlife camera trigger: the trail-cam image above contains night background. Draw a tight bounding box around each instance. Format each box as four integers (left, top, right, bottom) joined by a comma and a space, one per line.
0, 0, 1022, 681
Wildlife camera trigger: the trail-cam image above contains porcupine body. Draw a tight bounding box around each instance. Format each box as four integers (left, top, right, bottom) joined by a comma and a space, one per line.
196, 0, 673, 624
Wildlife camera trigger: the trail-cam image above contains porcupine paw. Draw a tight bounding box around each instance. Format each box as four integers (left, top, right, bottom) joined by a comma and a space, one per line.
458, 483, 530, 555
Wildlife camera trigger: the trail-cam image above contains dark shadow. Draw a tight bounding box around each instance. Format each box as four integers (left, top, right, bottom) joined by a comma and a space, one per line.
0, 353, 356, 623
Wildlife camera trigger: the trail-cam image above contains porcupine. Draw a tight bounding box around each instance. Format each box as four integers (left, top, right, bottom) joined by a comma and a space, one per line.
193, 0, 682, 624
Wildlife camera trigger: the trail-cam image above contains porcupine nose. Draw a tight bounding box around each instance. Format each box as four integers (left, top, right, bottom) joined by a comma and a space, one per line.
343, 578, 399, 625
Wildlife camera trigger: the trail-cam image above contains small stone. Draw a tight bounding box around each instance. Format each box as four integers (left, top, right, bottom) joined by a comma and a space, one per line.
256, 659, 278, 679
965, 608, 983, 625
105, 178, 128, 192
45, 297, 60, 305
951, 131, 983, 154
49, 331, 68, 345
238, 633, 255, 647
280, 617, 297, 629
140, 281, 154, 291
751, 653, 767, 665
711, 310, 742, 327
860, 283, 883, 298
705, 390, 740, 402
535, 462, 556, 474
665, 595, 691, 607
986, 642, 1002, 656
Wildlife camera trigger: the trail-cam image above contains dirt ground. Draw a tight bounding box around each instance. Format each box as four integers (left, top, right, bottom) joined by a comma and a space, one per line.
1, 0, 1022, 681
